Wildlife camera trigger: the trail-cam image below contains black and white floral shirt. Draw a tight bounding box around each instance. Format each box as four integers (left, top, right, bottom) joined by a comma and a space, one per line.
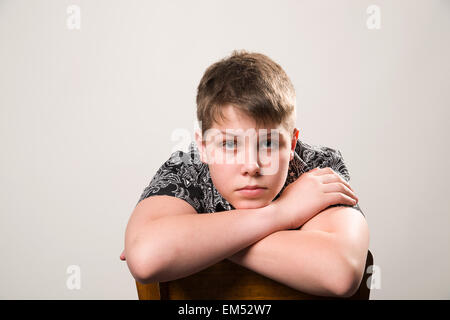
136, 139, 365, 220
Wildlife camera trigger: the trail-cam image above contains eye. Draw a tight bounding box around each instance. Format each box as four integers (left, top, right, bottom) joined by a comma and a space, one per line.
260, 140, 278, 148
222, 140, 237, 149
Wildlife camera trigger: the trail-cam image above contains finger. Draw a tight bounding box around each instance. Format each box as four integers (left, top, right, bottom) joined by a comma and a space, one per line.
322, 182, 358, 202
319, 172, 354, 192
309, 166, 326, 175
311, 166, 340, 178
326, 192, 358, 207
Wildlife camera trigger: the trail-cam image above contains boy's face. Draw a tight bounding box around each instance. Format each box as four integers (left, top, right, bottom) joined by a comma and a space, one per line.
195, 105, 299, 210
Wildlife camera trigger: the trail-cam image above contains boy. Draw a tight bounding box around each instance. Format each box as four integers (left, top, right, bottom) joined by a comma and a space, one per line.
121, 50, 369, 298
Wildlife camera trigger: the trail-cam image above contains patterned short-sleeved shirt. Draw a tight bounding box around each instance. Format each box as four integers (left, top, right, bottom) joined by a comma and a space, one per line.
136, 139, 365, 220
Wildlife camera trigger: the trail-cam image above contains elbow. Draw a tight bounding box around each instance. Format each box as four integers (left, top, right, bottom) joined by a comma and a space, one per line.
326, 261, 363, 298
127, 259, 157, 285
330, 274, 361, 298
126, 241, 170, 285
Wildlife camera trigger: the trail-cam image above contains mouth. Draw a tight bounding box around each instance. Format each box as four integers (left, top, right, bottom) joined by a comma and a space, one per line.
237, 186, 267, 197
237, 185, 266, 190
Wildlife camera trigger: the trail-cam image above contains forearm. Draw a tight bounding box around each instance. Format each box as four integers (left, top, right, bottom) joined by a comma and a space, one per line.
128, 204, 284, 283
227, 229, 355, 297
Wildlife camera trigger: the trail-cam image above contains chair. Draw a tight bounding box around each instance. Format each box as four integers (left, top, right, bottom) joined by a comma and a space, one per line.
135, 250, 373, 300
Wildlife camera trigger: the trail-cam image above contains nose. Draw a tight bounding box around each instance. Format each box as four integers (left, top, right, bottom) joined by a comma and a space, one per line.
240, 145, 261, 176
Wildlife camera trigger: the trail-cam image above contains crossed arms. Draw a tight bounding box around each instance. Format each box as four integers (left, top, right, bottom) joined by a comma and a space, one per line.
123, 197, 369, 298
226, 205, 369, 297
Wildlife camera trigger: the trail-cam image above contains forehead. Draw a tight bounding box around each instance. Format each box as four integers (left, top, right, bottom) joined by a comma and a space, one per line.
203, 127, 288, 146
209, 105, 288, 138
214, 128, 284, 138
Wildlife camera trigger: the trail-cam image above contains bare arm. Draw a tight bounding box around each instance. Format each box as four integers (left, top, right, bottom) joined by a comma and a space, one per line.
227, 206, 370, 298
124, 166, 362, 289
125, 197, 298, 284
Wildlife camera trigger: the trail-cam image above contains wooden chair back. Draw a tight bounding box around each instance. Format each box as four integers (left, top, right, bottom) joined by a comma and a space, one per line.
135, 250, 373, 300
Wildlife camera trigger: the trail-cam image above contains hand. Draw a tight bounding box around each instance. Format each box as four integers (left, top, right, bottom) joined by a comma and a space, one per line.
273, 167, 359, 230
120, 250, 126, 261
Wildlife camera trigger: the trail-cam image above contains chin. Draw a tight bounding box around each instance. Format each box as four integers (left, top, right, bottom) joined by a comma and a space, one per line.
232, 199, 269, 210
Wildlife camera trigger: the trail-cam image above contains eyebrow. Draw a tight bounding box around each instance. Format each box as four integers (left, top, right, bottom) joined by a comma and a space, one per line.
218, 130, 240, 137
217, 129, 281, 137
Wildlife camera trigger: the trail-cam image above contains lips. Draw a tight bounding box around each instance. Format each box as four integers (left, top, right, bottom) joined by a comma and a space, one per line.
237, 186, 266, 197
238, 185, 266, 190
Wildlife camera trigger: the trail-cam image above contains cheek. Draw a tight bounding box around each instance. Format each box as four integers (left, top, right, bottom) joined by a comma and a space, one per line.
266, 153, 291, 185
279, 153, 291, 170
208, 164, 237, 187
259, 149, 291, 176
278, 147, 292, 166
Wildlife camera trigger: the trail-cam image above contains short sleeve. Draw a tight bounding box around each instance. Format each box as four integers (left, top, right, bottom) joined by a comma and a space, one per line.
135, 151, 205, 213
320, 148, 366, 218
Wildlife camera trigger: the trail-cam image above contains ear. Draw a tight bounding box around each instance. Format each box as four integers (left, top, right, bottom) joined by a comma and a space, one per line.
289, 128, 300, 161
195, 129, 207, 163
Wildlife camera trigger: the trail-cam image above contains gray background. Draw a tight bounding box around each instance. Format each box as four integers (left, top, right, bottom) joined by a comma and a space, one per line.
1, 0, 449, 299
